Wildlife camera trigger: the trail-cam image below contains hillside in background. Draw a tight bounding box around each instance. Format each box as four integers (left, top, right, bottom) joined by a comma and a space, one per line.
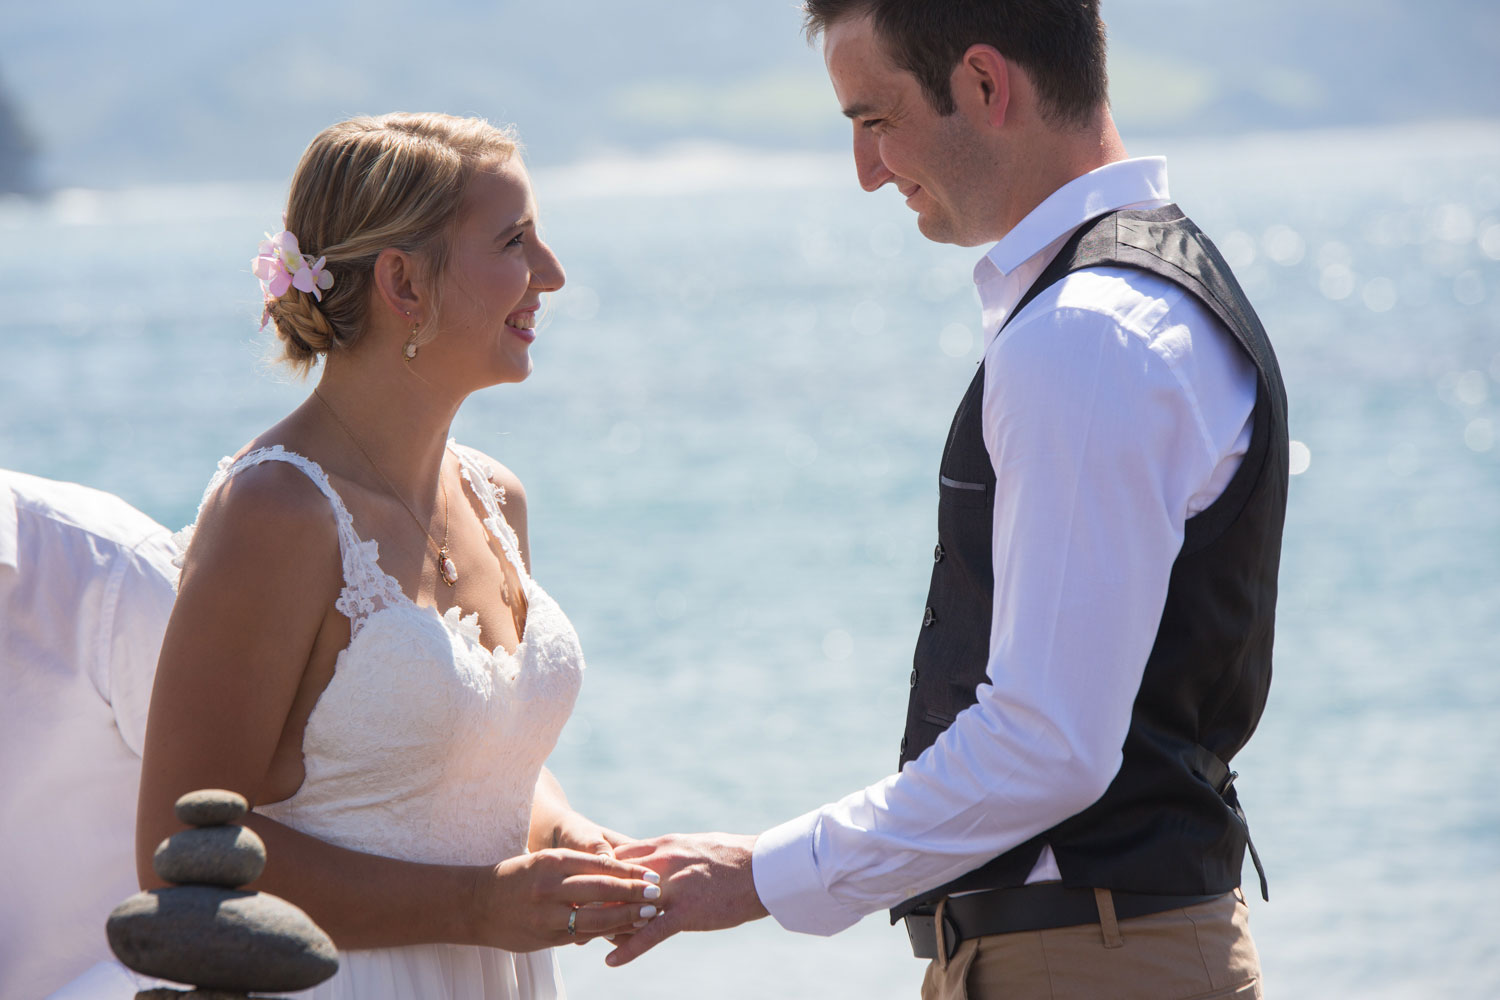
3, 0, 1497, 189
0, 69, 38, 193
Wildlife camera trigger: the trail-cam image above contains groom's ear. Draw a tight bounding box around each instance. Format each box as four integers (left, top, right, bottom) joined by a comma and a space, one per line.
951, 43, 1011, 131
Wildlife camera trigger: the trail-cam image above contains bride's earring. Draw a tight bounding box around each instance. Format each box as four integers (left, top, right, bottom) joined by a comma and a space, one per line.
403, 314, 420, 361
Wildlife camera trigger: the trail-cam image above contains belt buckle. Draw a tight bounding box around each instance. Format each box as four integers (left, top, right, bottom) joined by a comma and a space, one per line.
905, 906, 963, 962
904, 912, 934, 959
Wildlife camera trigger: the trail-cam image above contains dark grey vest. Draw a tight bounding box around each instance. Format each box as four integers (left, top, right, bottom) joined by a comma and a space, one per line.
893, 205, 1286, 920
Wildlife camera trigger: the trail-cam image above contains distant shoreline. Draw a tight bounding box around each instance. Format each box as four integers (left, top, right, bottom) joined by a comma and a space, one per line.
7, 117, 1498, 210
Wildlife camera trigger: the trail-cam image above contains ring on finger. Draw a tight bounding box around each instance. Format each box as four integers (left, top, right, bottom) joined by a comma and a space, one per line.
567, 906, 578, 937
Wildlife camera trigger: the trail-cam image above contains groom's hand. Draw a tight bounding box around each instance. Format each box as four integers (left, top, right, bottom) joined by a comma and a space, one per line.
604, 832, 768, 966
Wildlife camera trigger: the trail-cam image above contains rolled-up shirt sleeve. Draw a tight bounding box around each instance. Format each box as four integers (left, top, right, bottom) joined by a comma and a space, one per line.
753, 273, 1250, 936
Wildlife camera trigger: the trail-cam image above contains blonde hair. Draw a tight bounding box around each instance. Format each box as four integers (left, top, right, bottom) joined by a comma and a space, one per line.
264, 112, 520, 374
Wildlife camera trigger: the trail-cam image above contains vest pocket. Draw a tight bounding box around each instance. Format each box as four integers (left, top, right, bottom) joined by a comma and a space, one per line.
938, 475, 993, 510
922, 708, 956, 727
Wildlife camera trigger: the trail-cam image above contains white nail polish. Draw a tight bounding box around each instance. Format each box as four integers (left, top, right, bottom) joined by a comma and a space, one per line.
640, 904, 658, 919
643, 884, 661, 900
632, 919, 648, 929
643, 871, 661, 884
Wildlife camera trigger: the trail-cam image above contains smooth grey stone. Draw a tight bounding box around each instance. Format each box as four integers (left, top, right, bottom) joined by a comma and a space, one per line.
108, 886, 338, 992
153, 825, 266, 887
174, 790, 248, 827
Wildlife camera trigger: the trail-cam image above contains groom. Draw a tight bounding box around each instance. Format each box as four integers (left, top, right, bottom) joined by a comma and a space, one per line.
610, 2, 1286, 997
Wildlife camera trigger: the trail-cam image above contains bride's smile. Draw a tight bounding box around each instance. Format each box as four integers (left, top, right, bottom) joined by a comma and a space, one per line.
430, 157, 564, 385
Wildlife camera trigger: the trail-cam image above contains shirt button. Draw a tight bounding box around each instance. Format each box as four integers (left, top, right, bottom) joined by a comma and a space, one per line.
909, 668, 919, 688
922, 607, 936, 628
934, 543, 945, 563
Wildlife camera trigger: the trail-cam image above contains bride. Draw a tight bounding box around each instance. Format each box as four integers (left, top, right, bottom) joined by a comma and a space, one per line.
136, 113, 660, 999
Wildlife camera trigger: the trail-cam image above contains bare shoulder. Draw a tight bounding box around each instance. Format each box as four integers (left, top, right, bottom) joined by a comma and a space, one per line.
182, 458, 342, 596
458, 446, 528, 520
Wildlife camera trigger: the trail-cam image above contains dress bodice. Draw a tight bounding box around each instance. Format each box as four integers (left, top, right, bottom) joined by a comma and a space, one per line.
177, 442, 585, 867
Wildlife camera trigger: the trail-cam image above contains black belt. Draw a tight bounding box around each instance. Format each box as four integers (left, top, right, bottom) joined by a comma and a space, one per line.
905, 885, 1227, 960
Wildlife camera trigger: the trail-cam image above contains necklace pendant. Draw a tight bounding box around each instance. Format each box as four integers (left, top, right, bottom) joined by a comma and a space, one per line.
439, 548, 459, 587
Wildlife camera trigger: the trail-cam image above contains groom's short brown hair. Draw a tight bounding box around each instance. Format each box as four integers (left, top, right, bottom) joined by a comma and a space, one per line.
802, 0, 1109, 127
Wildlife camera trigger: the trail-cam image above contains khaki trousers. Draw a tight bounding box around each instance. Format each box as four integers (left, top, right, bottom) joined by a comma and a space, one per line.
919, 889, 1262, 1000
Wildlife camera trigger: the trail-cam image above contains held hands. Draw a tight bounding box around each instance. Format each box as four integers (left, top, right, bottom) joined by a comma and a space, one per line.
549, 815, 644, 946
550, 814, 634, 861
474, 849, 662, 953
604, 832, 768, 967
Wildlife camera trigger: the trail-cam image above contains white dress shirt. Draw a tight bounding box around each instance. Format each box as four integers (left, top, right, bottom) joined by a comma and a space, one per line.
0, 471, 178, 1000
752, 158, 1259, 935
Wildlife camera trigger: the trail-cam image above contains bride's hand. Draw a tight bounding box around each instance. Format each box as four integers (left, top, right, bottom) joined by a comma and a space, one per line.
472, 848, 662, 952
548, 821, 645, 946
529, 769, 632, 861
553, 813, 634, 859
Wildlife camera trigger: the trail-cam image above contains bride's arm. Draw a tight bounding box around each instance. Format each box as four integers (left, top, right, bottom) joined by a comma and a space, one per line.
137, 464, 657, 951
530, 767, 633, 856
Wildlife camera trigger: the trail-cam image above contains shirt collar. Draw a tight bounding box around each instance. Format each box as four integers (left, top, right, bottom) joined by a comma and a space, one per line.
0, 473, 18, 571
975, 156, 1171, 283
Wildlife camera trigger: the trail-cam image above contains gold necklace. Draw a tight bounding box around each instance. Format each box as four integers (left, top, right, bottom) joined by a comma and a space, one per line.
312, 389, 459, 587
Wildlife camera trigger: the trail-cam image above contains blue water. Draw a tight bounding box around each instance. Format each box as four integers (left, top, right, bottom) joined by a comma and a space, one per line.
2, 121, 1497, 998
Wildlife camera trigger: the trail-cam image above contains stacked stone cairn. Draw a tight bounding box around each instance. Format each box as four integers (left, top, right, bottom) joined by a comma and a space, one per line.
106, 789, 338, 998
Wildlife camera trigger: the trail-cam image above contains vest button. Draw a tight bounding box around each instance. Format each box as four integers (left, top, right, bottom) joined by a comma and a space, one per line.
909, 668, 919, 688
922, 607, 936, 628
934, 543, 945, 563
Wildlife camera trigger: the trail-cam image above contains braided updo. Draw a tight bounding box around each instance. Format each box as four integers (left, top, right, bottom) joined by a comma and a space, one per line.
264, 113, 520, 374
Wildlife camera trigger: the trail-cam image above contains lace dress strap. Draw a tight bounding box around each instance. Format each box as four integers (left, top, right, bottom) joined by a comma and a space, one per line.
449, 442, 529, 582
175, 446, 406, 635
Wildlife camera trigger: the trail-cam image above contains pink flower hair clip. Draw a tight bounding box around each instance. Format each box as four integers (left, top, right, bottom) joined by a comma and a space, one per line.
252, 229, 335, 329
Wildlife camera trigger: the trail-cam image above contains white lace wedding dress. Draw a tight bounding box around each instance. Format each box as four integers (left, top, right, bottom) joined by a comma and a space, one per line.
180, 442, 584, 999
